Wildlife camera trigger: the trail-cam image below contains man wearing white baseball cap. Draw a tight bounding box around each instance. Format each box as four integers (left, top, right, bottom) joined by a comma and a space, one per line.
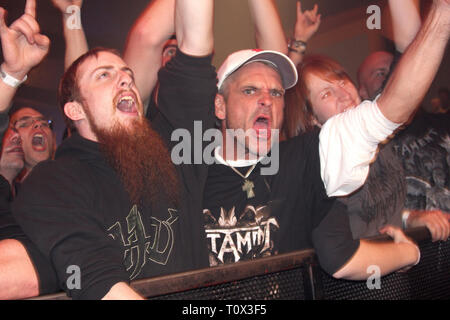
202, 44, 416, 276
202, 0, 450, 275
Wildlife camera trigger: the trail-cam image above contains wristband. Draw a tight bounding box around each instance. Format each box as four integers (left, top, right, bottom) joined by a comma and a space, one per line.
288, 38, 307, 54
402, 210, 411, 229
0, 65, 28, 88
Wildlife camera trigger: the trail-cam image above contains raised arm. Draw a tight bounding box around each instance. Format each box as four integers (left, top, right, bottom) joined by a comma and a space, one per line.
51, 0, 88, 71
0, 0, 49, 113
377, 0, 450, 123
123, 0, 175, 106
288, 1, 321, 66
389, 0, 421, 53
175, 0, 213, 56
247, 0, 287, 53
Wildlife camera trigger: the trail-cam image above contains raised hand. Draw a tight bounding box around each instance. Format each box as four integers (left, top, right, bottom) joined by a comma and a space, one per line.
293, 1, 321, 42
0, 0, 50, 80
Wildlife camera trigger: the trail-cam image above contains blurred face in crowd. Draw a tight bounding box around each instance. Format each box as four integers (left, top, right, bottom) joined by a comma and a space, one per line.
161, 39, 178, 67
10, 107, 54, 170
0, 126, 24, 176
75, 51, 144, 139
216, 62, 285, 158
305, 72, 361, 125
357, 51, 394, 101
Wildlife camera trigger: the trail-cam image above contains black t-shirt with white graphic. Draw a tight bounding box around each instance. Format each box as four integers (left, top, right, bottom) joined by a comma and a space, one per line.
393, 111, 450, 212
203, 129, 358, 271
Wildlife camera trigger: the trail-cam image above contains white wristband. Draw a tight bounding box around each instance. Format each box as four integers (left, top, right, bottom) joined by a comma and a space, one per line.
402, 210, 411, 229
0, 66, 28, 88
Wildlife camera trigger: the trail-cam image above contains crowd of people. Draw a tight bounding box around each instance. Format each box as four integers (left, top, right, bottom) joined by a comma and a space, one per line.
0, 0, 448, 300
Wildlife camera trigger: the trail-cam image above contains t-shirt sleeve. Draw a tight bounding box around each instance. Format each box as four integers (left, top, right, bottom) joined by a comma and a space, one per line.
12, 160, 129, 300
312, 199, 360, 276
319, 99, 402, 197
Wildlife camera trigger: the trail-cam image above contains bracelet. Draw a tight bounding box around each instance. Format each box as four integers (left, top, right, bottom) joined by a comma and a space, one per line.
402, 210, 411, 229
0, 65, 28, 88
288, 38, 307, 54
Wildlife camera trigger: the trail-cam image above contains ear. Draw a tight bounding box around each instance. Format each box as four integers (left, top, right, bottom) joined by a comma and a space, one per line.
64, 101, 86, 122
215, 93, 226, 120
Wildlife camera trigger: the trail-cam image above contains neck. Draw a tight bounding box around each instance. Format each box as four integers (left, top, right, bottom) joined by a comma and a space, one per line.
220, 132, 262, 162
215, 146, 260, 168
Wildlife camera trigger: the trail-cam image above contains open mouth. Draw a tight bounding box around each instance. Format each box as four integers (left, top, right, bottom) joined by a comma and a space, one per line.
252, 115, 272, 139
31, 133, 47, 152
115, 92, 139, 114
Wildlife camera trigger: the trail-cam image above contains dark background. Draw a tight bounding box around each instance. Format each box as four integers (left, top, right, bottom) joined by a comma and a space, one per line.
0, 0, 448, 144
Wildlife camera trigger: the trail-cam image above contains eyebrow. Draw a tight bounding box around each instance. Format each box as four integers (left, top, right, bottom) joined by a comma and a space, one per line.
89, 65, 134, 78
16, 115, 45, 121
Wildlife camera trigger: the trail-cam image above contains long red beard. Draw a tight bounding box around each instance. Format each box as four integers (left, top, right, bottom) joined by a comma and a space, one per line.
90, 117, 180, 208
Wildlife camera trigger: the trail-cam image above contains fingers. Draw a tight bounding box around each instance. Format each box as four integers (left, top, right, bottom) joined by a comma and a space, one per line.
430, 211, 449, 241
379, 225, 396, 239
34, 33, 50, 50
9, 1, 41, 45
25, 0, 36, 19
420, 210, 450, 242
0, 8, 7, 35
379, 225, 411, 244
312, 4, 318, 15
9, 16, 36, 44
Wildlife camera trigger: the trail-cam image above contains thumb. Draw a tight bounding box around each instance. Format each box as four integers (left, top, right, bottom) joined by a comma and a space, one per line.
34, 33, 50, 50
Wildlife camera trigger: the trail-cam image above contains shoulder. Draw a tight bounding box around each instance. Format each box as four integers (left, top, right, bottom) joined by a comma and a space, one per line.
16, 156, 95, 206
280, 129, 320, 160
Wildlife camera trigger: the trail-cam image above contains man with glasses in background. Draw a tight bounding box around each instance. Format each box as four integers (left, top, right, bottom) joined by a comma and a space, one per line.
8, 107, 55, 181
0, 107, 58, 299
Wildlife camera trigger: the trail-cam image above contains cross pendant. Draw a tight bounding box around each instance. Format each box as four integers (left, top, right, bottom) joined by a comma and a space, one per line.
242, 179, 255, 199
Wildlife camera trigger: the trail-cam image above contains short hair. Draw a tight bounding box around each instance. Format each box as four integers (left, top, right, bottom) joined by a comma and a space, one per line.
283, 55, 354, 138
58, 47, 121, 130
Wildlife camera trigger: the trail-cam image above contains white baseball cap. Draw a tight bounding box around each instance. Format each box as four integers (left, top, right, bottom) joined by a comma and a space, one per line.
217, 49, 298, 91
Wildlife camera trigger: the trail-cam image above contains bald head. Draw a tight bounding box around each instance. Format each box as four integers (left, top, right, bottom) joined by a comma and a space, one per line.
357, 51, 394, 100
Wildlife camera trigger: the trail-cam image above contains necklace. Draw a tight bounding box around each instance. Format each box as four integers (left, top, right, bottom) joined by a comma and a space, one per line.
228, 164, 257, 199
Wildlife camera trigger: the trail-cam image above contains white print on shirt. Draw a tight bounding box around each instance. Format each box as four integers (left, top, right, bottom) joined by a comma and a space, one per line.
395, 131, 450, 213
204, 205, 279, 266
107, 205, 178, 280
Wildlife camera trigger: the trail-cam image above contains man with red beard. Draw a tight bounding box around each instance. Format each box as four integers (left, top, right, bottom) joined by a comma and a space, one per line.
12, 0, 215, 300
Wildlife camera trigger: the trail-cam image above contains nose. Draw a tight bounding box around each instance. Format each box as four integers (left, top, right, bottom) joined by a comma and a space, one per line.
257, 90, 273, 108
32, 120, 44, 129
335, 84, 352, 100
118, 71, 133, 89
